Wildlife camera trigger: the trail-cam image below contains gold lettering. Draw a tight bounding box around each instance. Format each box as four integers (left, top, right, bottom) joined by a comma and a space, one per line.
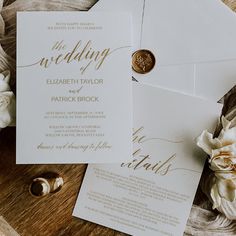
133, 127, 146, 144
52, 40, 66, 51
120, 127, 183, 176
18, 40, 124, 74
95, 49, 110, 70
121, 153, 175, 176
39, 57, 52, 68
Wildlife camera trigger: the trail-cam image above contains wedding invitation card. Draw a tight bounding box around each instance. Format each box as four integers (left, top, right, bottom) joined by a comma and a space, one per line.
16, 12, 132, 163
73, 83, 222, 236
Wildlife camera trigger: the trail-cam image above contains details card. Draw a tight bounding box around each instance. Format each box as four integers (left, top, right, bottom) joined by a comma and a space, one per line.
16, 12, 132, 163
73, 83, 222, 236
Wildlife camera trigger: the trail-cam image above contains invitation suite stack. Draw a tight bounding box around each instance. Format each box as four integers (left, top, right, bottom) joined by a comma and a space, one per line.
0, 0, 236, 235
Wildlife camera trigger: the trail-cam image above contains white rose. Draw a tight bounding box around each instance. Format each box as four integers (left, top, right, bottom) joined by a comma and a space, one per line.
197, 116, 236, 209
0, 91, 16, 128
210, 172, 236, 210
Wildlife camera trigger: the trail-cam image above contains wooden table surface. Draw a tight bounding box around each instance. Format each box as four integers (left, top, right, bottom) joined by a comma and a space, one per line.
0, 127, 127, 236
0, 1, 236, 236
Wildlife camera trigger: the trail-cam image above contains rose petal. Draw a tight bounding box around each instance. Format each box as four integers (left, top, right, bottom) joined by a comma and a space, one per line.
0, 91, 16, 128
0, 80, 10, 92
220, 128, 236, 145
0, 110, 11, 128
0, 71, 11, 92
210, 183, 222, 209
2, 70, 10, 84
221, 116, 231, 130
217, 178, 236, 202
218, 117, 236, 146
215, 172, 236, 180
212, 144, 236, 163
210, 157, 233, 171
196, 130, 221, 155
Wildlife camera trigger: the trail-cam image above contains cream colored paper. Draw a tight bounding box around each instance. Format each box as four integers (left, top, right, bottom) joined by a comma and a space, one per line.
16, 12, 133, 164
73, 83, 222, 236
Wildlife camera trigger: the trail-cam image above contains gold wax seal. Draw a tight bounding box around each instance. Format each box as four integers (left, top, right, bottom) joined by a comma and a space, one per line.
132, 49, 156, 74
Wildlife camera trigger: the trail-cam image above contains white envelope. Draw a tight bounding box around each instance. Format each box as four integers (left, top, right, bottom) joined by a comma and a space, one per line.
91, 0, 236, 101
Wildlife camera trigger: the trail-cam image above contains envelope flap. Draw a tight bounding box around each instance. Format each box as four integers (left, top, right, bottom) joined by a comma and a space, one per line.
142, 0, 236, 65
